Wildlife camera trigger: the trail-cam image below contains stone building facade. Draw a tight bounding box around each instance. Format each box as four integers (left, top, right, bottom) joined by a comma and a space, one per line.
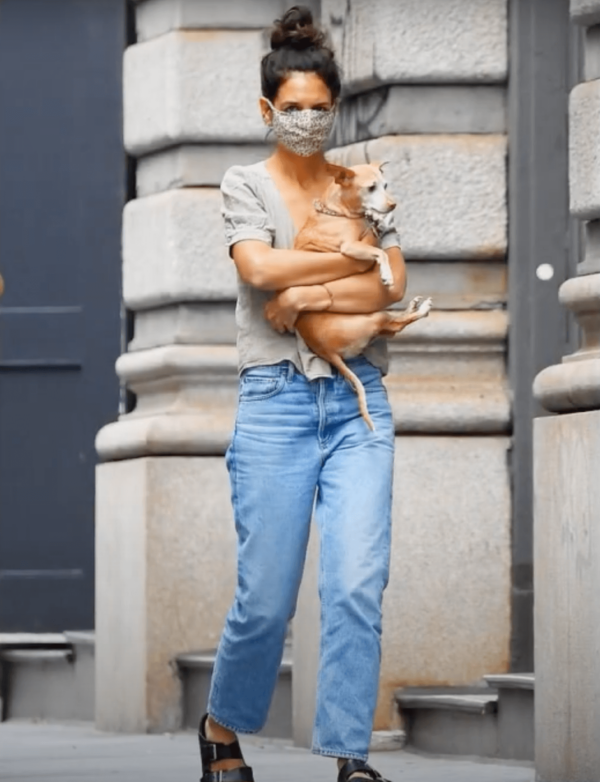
95, 0, 578, 738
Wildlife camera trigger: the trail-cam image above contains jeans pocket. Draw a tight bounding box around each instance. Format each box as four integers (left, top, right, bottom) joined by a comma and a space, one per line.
239, 368, 287, 402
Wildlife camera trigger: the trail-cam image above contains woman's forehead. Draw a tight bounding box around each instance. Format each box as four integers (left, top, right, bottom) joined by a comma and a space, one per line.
277, 71, 332, 103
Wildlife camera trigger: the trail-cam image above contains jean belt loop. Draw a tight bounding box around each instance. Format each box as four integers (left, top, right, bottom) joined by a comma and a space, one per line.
286, 360, 295, 381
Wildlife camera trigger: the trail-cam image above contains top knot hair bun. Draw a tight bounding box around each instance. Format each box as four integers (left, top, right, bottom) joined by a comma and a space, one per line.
271, 5, 325, 51
260, 5, 341, 102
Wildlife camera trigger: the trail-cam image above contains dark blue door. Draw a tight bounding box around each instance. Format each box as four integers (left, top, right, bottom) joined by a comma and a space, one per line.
0, 0, 125, 630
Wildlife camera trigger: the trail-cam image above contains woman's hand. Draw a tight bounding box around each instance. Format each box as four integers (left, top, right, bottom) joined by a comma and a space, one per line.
264, 289, 302, 333
264, 285, 334, 333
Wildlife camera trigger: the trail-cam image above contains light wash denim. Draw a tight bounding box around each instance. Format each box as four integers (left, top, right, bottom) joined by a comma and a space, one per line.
207, 358, 395, 761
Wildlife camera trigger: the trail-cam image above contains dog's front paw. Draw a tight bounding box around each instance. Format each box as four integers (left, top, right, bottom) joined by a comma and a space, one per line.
406, 296, 433, 318
416, 296, 433, 318
374, 249, 394, 287
406, 296, 423, 314
380, 266, 394, 287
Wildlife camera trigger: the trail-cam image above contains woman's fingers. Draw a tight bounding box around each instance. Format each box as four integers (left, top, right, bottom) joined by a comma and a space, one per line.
264, 295, 296, 333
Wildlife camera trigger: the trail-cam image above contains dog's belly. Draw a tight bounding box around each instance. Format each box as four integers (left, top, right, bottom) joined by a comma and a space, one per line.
296, 311, 386, 361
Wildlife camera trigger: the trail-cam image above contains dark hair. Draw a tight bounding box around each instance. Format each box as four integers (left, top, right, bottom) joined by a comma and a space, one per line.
261, 6, 341, 102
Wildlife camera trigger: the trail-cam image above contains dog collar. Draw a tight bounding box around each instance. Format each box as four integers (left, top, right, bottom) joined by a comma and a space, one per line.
313, 199, 365, 220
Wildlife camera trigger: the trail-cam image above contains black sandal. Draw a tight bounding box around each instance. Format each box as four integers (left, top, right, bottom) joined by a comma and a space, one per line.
198, 714, 255, 782
337, 759, 392, 782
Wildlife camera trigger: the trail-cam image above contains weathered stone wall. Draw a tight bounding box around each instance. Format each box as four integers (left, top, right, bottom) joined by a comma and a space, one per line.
533, 3, 600, 779
96, 0, 511, 735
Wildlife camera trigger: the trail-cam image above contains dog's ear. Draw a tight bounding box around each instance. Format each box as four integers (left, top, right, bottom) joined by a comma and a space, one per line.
326, 163, 357, 187
371, 160, 390, 172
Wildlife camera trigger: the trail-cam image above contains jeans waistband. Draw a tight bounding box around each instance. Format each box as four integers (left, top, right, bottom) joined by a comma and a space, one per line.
241, 357, 377, 382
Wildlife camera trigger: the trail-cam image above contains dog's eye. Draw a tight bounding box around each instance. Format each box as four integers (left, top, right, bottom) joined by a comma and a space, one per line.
383, 182, 388, 190
368, 184, 377, 192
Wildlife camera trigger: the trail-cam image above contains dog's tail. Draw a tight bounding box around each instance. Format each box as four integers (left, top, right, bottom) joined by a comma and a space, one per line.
329, 354, 375, 432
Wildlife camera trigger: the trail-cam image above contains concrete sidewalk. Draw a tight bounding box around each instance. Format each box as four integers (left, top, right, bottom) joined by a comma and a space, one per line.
0, 721, 535, 782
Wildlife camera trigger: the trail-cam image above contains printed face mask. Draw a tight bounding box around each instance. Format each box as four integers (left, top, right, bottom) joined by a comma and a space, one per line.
265, 99, 336, 157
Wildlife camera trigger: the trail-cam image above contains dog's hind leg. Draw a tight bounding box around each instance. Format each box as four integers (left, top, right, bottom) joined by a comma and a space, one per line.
379, 296, 433, 336
328, 353, 375, 431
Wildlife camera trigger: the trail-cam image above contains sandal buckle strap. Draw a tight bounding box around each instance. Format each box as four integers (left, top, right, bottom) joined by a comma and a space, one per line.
202, 768, 254, 782
200, 740, 244, 765
338, 759, 389, 782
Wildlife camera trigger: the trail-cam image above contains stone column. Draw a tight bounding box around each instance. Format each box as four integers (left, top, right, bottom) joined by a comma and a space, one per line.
94, 0, 319, 732
533, 1, 600, 778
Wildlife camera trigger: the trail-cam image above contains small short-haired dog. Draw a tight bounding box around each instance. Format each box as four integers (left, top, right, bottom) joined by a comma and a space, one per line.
293, 162, 432, 430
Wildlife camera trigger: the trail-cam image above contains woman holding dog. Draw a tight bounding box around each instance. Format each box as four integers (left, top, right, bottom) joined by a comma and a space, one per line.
198, 7, 406, 782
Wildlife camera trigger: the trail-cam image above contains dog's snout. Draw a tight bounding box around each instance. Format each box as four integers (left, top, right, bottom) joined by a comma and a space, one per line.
387, 198, 396, 210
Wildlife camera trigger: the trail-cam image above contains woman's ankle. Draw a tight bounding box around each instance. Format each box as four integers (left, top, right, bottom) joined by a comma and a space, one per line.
206, 714, 237, 745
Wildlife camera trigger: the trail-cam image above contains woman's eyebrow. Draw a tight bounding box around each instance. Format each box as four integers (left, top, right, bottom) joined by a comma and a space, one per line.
280, 100, 331, 109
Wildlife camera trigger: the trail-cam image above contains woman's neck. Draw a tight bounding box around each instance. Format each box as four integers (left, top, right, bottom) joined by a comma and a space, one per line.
269, 144, 329, 187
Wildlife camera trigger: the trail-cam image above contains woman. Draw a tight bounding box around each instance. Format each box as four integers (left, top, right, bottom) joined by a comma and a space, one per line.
198, 7, 406, 782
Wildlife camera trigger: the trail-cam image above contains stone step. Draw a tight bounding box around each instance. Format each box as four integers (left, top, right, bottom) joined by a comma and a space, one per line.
484, 673, 534, 761
0, 631, 95, 722
396, 676, 535, 762
176, 645, 293, 739
396, 687, 499, 758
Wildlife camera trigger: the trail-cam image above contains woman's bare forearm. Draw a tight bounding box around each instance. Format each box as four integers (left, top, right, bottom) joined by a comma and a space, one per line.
232, 240, 373, 291
289, 248, 407, 314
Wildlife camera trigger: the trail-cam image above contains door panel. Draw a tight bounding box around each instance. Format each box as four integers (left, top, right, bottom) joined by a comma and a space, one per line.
0, 0, 125, 630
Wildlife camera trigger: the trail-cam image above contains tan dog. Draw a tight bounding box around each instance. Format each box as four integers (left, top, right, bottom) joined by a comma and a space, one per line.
294, 162, 432, 430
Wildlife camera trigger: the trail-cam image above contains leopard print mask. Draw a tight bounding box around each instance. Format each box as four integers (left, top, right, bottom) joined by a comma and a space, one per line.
265, 99, 336, 157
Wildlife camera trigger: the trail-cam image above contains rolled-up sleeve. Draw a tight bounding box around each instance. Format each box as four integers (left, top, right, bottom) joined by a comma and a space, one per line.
221, 166, 275, 254
379, 227, 401, 250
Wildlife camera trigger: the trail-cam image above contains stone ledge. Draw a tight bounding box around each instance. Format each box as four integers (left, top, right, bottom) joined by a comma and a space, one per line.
124, 31, 268, 157
324, 0, 508, 92
176, 646, 293, 673
534, 358, 600, 413
559, 270, 600, 311
135, 0, 319, 42
96, 413, 235, 461
570, 80, 600, 219
559, 274, 599, 366
332, 86, 507, 148
116, 344, 238, 386
484, 673, 535, 691
387, 385, 510, 434
396, 691, 498, 715
130, 303, 238, 351
0, 634, 67, 647
391, 309, 508, 346
330, 135, 507, 260
0, 649, 73, 664
572, 0, 600, 25
137, 144, 270, 196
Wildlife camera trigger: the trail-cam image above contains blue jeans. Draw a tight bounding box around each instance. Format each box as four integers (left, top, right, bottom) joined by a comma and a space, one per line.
207, 358, 394, 760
